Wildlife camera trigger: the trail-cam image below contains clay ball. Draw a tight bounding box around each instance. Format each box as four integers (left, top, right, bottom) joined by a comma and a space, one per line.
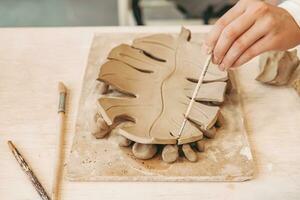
92, 117, 110, 139
182, 144, 197, 162
132, 143, 157, 160
116, 135, 132, 147
203, 127, 216, 139
162, 145, 179, 163
196, 140, 205, 152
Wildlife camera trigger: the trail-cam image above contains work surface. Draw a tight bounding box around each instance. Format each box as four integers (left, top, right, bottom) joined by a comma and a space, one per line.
0, 26, 300, 200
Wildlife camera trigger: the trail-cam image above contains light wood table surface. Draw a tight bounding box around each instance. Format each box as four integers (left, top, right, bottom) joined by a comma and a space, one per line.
0, 26, 300, 200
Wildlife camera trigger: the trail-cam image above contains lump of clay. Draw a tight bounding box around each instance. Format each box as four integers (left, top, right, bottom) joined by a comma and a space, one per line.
132, 143, 157, 159
292, 78, 300, 96
195, 140, 205, 152
215, 112, 224, 128
256, 50, 300, 85
91, 117, 110, 139
162, 145, 179, 163
203, 127, 216, 139
116, 134, 132, 147
182, 144, 197, 162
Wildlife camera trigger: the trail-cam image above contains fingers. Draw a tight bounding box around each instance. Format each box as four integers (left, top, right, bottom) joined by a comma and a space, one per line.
213, 11, 256, 65
205, 2, 245, 52
231, 35, 273, 68
219, 19, 269, 70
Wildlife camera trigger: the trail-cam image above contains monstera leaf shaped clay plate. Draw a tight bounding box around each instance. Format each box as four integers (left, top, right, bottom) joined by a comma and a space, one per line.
95, 28, 228, 162
66, 28, 254, 181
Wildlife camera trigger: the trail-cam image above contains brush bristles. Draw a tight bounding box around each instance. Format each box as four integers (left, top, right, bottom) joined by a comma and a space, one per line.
58, 82, 67, 93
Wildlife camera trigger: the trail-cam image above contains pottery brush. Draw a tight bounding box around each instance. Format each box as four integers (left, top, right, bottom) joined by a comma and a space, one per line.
177, 54, 212, 137
52, 82, 67, 200
7, 141, 50, 200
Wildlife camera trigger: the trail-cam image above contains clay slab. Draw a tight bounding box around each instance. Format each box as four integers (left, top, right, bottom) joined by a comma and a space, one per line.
66, 32, 254, 182
98, 28, 228, 145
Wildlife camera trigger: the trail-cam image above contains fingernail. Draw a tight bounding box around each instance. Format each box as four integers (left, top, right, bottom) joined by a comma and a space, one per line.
214, 56, 221, 65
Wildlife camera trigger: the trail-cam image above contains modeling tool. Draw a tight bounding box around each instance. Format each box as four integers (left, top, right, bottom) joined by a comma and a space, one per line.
52, 82, 67, 200
177, 54, 212, 137
7, 141, 50, 200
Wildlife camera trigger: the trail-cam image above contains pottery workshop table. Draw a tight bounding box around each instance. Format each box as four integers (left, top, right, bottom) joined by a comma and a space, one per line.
0, 26, 300, 200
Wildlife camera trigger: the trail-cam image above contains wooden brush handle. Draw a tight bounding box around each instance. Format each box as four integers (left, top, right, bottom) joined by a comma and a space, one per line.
52, 82, 67, 200
8, 141, 50, 200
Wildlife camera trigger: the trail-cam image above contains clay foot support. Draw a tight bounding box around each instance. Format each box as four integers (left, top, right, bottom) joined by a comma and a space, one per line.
215, 113, 224, 128
203, 127, 216, 139
92, 117, 110, 139
195, 140, 205, 152
182, 144, 197, 162
117, 135, 133, 147
132, 143, 158, 160
162, 145, 179, 163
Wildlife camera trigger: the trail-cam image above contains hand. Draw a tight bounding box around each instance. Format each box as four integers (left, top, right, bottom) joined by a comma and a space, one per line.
205, 0, 300, 70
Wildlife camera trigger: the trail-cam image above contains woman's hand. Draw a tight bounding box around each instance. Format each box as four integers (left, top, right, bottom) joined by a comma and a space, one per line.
205, 0, 300, 70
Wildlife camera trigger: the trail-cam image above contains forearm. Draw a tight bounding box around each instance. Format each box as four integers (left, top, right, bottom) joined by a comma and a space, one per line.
279, 0, 300, 27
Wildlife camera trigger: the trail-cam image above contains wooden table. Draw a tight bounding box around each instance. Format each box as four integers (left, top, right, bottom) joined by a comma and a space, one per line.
0, 26, 300, 200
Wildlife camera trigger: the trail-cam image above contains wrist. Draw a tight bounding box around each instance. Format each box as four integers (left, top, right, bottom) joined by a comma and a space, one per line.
279, 0, 300, 28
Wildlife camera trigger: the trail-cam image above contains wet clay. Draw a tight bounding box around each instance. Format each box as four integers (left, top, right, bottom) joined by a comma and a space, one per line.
195, 140, 205, 152
97, 27, 228, 145
117, 134, 132, 147
92, 117, 110, 139
182, 144, 198, 162
132, 143, 157, 159
256, 50, 299, 85
292, 78, 300, 96
92, 27, 230, 162
202, 127, 216, 139
162, 145, 179, 163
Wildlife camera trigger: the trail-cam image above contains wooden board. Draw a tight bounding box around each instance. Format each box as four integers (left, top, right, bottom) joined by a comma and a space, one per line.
66, 32, 254, 181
